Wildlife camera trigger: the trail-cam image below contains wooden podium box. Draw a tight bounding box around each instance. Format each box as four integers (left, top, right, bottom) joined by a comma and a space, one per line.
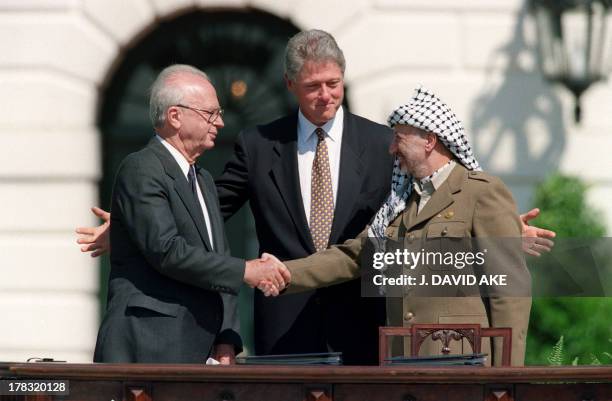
1, 362, 611, 401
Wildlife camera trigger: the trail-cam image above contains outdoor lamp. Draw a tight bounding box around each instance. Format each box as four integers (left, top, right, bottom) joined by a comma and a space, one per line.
531, 0, 612, 122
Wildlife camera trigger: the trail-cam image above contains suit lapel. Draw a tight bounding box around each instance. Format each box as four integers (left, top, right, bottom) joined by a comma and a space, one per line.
148, 138, 213, 251
329, 112, 364, 244
269, 115, 315, 253
405, 165, 466, 231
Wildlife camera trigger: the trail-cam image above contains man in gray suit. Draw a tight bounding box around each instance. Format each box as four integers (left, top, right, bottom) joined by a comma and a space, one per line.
93, 65, 289, 363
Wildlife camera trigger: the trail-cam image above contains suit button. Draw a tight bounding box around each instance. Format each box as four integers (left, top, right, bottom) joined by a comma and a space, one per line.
404, 312, 414, 321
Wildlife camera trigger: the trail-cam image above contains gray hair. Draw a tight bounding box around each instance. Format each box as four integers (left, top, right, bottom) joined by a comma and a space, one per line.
149, 64, 210, 128
284, 29, 346, 81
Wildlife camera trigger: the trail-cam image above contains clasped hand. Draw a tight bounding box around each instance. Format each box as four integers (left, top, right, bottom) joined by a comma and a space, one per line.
244, 253, 290, 297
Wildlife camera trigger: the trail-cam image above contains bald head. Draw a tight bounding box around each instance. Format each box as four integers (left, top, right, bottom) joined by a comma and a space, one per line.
149, 64, 211, 128
149, 64, 224, 164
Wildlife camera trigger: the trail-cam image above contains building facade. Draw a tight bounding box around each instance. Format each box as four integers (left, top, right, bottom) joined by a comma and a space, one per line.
1, 0, 611, 362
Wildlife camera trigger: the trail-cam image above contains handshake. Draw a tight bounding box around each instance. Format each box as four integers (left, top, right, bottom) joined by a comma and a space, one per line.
243, 253, 290, 297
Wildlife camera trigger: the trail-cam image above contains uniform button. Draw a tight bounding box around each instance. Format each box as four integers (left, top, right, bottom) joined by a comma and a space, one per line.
404, 312, 414, 321
408, 234, 415, 243
441, 228, 448, 236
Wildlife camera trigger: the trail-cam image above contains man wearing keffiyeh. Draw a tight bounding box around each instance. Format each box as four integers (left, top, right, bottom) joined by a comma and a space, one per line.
275, 86, 543, 366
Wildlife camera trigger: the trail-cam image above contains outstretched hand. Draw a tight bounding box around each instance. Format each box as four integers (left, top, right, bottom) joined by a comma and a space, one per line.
520, 208, 556, 257
76, 207, 111, 257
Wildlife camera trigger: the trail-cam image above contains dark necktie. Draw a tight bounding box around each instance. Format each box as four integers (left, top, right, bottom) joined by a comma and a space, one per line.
310, 128, 334, 252
187, 165, 199, 203
188, 164, 214, 249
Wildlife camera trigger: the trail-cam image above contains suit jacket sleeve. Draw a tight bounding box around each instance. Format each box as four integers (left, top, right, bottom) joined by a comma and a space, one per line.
215, 292, 243, 353
472, 176, 532, 366
215, 131, 250, 221
285, 227, 369, 293
113, 155, 246, 294
207, 172, 243, 353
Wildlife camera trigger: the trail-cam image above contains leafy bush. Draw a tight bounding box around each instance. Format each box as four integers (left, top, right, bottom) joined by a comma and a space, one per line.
525, 174, 611, 365
530, 174, 605, 237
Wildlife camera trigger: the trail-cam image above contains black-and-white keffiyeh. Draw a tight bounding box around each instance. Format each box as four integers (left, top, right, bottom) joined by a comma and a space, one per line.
368, 85, 482, 249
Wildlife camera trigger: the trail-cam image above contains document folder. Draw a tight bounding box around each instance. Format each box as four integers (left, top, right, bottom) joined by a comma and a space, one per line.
385, 353, 487, 366
237, 352, 342, 366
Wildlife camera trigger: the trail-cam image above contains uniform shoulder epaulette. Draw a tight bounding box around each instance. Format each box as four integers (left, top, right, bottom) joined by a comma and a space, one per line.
467, 170, 492, 183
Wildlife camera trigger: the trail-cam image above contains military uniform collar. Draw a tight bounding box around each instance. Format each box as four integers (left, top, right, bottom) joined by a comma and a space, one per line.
413, 159, 457, 196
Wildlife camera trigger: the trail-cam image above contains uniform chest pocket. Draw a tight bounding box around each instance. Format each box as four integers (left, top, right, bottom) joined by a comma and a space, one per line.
423, 221, 471, 271
426, 221, 467, 238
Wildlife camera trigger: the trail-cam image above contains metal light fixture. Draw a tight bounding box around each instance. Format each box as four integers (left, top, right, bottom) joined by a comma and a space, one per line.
531, 0, 612, 122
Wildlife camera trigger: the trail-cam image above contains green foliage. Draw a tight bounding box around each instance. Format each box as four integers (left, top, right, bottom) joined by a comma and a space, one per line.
589, 355, 602, 365
525, 174, 611, 365
531, 174, 606, 238
542, 335, 608, 366
605, 340, 612, 361
527, 298, 612, 365
547, 335, 565, 365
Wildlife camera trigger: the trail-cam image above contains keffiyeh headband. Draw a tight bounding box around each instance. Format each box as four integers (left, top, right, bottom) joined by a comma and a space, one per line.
368, 86, 482, 244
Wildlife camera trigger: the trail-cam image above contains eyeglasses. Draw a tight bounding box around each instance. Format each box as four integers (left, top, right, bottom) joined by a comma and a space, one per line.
175, 104, 224, 123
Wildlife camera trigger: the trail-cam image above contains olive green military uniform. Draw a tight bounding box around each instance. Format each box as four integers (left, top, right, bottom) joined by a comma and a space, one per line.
286, 164, 531, 366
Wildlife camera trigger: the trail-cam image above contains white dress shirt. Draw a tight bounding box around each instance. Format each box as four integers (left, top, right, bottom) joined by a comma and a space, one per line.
297, 106, 344, 225
156, 135, 214, 249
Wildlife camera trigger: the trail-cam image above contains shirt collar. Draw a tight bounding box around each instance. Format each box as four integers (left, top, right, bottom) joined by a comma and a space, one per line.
156, 134, 191, 178
297, 105, 344, 145
413, 160, 456, 194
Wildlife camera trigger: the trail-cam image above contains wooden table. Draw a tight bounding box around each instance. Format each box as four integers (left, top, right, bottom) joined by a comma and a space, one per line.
1, 362, 610, 401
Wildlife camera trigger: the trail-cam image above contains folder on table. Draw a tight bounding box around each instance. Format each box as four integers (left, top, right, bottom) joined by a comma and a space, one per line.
385, 353, 487, 366
236, 352, 342, 366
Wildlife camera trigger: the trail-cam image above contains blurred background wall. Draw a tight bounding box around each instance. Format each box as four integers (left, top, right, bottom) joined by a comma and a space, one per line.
0, 0, 610, 362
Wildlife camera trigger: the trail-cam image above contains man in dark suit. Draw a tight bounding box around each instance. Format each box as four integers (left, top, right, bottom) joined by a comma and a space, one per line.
93, 65, 289, 363
213, 30, 393, 365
